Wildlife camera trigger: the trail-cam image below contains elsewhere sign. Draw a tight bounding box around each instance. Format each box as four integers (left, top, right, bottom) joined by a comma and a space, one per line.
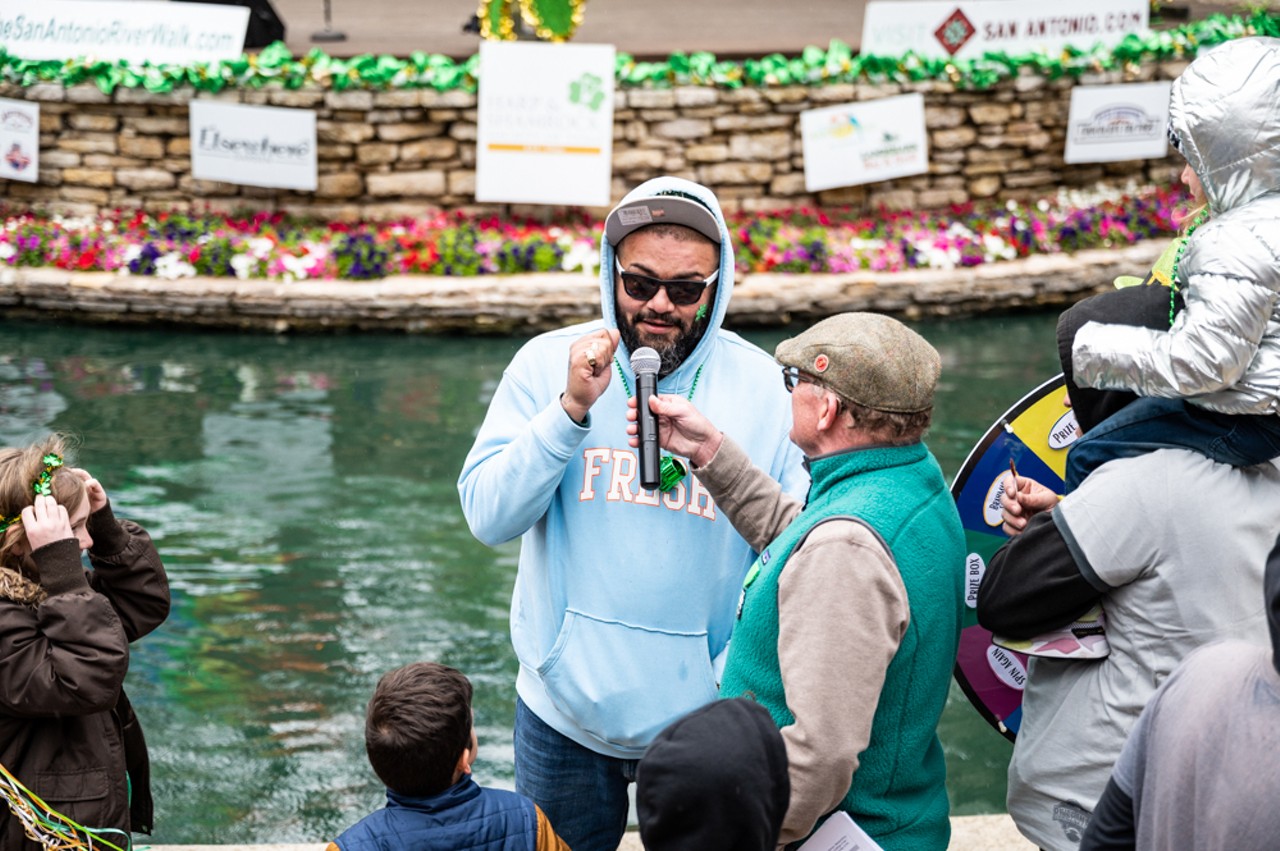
190, 101, 317, 192
0, 99, 39, 184
1065, 83, 1171, 164
861, 1, 1148, 60
800, 94, 929, 192
0, 0, 248, 64
476, 41, 616, 206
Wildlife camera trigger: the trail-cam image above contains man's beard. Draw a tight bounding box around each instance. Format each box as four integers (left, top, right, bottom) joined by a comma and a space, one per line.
615, 304, 708, 378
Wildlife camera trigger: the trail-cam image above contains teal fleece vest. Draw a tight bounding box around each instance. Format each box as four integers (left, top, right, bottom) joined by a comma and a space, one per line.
719, 442, 965, 851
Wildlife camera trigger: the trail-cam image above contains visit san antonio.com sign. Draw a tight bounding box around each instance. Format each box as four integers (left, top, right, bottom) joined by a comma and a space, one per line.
861, 0, 1149, 61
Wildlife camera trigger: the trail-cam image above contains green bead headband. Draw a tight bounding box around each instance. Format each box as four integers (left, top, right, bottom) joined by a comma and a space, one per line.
0, 453, 65, 534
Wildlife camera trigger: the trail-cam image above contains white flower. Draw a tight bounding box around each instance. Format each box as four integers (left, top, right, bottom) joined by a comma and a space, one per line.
230, 254, 254, 280
560, 241, 599, 274
281, 253, 312, 278
0, 243, 13, 261
154, 252, 196, 280
248, 237, 274, 259
982, 233, 1016, 261
849, 237, 886, 250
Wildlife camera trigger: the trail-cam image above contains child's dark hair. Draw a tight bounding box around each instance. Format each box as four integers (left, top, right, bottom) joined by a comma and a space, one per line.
364, 661, 473, 797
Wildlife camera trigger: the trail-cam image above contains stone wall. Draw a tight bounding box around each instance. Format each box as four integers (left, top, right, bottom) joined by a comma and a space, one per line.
0, 63, 1188, 220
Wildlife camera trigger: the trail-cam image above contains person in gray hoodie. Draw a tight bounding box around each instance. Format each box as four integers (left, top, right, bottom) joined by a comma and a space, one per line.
1066, 36, 1280, 492
979, 284, 1280, 850
1079, 532, 1280, 850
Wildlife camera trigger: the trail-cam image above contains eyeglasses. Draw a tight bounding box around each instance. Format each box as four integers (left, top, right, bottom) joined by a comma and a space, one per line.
781, 366, 819, 393
615, 258, 717, 307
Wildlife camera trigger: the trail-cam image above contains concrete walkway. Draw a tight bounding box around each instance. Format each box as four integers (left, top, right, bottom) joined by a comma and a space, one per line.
146, 813, 1034, 850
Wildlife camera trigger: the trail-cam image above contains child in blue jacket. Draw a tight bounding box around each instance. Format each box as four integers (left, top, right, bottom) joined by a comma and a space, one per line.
329, 662, 569, 851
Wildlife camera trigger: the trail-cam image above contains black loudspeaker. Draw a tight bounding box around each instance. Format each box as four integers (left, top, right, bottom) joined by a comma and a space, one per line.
172, 0, 287, 49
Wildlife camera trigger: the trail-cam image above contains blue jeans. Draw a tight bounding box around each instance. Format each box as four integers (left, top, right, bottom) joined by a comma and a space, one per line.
1065, 397, 1280, 493
514, 697, 638, 851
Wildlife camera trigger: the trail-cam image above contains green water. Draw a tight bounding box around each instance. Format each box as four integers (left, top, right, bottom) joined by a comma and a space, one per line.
0, 313, 1061, 842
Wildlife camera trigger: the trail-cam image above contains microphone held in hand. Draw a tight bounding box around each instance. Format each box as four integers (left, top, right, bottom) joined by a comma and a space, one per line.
631, 347, 662, 491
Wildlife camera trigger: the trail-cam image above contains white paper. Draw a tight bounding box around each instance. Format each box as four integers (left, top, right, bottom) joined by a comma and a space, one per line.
797, 811, 885, 851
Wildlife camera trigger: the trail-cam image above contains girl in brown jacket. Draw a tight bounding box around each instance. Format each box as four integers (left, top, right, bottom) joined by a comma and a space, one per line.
0, 435, 170, 849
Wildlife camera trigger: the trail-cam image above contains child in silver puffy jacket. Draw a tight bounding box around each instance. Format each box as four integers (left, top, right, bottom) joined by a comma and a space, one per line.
1066, 36, 1280, 492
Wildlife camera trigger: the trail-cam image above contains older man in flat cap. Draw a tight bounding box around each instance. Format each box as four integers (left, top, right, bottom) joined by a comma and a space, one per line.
630, 311, 965, 851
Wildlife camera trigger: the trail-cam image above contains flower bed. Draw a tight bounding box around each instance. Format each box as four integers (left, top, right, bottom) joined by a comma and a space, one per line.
0, 182, 1188, 283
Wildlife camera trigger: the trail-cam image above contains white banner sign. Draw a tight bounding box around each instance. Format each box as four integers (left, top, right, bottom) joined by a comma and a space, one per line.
476, 41, 616, 206
1065, 82, 1171, 164
801, 93, 929, 192
0, 98, 39, 184
0, 0, 249, 64
189, 101, 317, 192
861, 1, 1149, 60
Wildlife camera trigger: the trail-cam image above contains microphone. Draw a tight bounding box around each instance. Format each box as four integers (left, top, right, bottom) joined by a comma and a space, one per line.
631, 347, 662, 491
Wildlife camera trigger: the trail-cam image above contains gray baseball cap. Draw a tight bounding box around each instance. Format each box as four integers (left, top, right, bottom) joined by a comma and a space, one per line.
605, 191, 722, 247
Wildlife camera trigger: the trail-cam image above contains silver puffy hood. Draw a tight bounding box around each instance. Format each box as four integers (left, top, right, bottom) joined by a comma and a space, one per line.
1169, 36, 1280, 215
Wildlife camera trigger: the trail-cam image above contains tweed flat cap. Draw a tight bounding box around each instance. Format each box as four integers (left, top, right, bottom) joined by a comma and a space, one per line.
776, 312, 940, 413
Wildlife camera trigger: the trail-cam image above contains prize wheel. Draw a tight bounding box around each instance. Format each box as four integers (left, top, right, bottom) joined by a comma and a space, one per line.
950, 373, 1078, 742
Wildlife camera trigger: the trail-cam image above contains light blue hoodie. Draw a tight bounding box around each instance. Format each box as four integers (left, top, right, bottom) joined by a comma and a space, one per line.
458, 176, 808, 758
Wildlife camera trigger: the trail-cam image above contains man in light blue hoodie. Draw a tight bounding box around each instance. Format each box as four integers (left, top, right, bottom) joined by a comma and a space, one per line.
458, 176, 807, 851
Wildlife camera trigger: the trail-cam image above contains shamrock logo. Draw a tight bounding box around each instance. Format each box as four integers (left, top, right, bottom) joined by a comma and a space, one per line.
568, 72, 605, 112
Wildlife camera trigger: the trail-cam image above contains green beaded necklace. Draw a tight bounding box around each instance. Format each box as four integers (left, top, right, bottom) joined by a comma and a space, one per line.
1168, 209, 1210, 327
615, 356, 704, 492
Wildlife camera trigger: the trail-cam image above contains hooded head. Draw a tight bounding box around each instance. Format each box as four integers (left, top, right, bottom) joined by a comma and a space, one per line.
1057, 285, 1174, 433
636, 698, 789, 851
600, 177, 734, 379
1167, 37, 1280, 216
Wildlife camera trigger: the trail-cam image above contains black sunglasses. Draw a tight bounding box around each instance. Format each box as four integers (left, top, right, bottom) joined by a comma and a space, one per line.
781, 366, 819, 393
615, 258, 717, 307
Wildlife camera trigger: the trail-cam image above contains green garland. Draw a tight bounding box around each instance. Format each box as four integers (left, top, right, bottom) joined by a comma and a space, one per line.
0, 10, 1275, 95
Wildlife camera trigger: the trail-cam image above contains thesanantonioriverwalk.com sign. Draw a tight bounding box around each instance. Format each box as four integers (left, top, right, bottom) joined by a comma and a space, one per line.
861, 0, 1149, 61
189, 101, 317, 192
0, 0, 249, 64
475, 41, 616, 207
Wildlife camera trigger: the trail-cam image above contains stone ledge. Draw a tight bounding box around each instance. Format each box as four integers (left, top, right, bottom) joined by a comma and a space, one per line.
0, 242, 1163, 334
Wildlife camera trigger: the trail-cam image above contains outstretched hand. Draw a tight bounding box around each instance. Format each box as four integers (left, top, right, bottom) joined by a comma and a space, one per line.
562, 329, 621, 423
19, 494, 74, 552
1000, 473, 1058, 537
626, 394, 723, 468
